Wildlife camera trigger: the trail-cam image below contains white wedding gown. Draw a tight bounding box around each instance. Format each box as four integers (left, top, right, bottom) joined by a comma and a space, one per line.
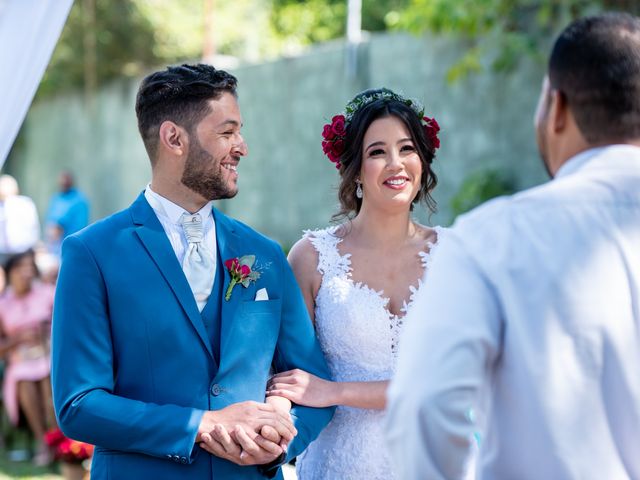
295, 225, 444, 480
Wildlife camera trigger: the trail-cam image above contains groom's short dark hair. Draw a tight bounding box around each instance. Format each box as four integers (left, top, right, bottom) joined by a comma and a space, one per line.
135, 63, 238, 162
549, 12, 640, 143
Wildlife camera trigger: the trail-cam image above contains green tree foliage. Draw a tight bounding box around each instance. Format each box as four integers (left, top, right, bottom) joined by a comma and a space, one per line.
450, 168, 516, 219
269, 0, 409, 51
398, 0, 640, 82
39, 0, 273, 99
38, 0, 158, 98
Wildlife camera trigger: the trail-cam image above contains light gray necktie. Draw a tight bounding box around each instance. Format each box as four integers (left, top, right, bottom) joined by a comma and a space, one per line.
179, 212, 215, 312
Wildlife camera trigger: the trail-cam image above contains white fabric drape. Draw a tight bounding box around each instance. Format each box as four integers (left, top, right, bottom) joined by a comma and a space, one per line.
0, 0, 74, 168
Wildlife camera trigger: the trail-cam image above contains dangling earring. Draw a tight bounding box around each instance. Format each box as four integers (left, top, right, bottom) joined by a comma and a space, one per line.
356, 181, 363, 199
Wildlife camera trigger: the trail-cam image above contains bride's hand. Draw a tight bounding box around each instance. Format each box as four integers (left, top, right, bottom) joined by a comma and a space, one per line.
266, 369, 337, 408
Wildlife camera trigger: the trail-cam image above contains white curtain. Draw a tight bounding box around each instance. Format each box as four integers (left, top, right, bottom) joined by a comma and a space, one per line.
0, 0, 74, 168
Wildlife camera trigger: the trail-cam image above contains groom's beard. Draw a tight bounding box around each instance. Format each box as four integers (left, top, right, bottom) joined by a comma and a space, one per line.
181, 137, 238, 201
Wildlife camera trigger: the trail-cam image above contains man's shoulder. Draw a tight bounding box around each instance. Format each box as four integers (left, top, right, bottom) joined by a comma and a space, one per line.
8, 194, 36, 209
69, 206, 132, 244
450, 181, 560, 259
454, 179, 563, 233
216, 210, 282, 252
71, 188, 90, 204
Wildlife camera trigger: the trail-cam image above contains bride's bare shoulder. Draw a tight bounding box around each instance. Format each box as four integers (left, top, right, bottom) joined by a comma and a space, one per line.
414, 223, 440, 244
288, 236, 317, 272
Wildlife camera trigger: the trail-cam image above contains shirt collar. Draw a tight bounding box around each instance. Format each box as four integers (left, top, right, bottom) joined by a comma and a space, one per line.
144, 184, 214, 225
555, 144, 640, 179
555, 147, 607, 179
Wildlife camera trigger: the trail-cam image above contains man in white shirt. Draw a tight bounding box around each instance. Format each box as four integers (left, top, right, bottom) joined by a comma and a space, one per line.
387, 12, 640, 480
0, 174, 40, 264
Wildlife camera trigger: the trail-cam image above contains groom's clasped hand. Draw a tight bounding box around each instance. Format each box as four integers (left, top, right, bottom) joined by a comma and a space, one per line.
196, 401, 296, 466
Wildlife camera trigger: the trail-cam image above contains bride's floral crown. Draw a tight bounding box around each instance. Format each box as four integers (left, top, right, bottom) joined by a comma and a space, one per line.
321, 89, 440, 169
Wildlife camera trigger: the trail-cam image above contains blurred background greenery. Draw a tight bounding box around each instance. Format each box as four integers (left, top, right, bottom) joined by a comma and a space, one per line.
4, 0, 639, 250
38, 0, 638, 99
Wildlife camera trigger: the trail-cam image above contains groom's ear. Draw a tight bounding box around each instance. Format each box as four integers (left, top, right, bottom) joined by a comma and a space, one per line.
158, 120, 187, 156
549, 89, 569, 134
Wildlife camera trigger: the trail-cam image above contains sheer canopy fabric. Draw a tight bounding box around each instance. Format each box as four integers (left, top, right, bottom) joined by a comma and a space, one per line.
0, 0, 73, 168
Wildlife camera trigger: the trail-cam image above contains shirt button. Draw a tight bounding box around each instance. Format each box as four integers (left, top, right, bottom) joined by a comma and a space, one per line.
180, 457, 188, 464
210, 384, 221, 396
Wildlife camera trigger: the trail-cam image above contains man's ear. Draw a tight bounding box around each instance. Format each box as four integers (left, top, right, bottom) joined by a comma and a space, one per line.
158, 121, 187, 156
549, 89, 569, 134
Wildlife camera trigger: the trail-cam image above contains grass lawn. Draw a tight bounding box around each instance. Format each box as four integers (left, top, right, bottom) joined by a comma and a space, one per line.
0, 455, 62, 480
0, 452, 296, 479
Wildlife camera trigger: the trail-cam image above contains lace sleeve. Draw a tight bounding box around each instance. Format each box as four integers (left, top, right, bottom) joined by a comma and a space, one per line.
303, 227, 351, 278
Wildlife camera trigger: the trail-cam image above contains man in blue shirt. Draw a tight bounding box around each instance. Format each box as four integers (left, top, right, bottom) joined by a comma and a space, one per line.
45, 171, 89, 255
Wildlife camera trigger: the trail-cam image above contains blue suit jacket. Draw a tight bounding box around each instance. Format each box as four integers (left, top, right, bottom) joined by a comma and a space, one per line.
51, 193, 334, 479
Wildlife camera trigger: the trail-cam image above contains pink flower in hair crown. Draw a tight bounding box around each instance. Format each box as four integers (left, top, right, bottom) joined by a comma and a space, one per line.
321, 114, 346, 169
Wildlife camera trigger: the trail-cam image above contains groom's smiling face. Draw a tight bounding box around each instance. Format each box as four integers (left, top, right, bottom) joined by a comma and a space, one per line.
181, 92, 247, 201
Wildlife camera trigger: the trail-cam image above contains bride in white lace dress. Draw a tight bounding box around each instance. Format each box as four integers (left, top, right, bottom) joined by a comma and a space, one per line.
266, 88, 444, 479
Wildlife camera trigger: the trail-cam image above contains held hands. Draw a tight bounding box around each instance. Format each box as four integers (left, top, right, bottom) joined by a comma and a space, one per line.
266, 369, 337, 408
197, 401, 296, 466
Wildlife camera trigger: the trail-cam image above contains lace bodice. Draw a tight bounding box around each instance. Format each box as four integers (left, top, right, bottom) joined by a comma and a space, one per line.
296, 225, 444, 480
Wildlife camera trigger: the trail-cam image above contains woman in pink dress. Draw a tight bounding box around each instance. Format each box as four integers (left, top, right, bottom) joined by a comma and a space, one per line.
0, 249, 56, 465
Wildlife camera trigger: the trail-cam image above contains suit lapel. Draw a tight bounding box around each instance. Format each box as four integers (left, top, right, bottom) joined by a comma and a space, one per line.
130, 193, 215, 361
214, 208, 243, 363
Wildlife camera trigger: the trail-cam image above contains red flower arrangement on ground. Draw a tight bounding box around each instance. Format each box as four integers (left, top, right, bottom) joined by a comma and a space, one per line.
44, 428, 94, 464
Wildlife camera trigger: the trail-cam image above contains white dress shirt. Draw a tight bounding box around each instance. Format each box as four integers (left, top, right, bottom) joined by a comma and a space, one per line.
387, 145, 640, 480
144, 185, 217, 281
0, 194, 40, 255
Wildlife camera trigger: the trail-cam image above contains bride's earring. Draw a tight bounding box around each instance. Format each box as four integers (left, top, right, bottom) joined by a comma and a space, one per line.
356, 181, 363, 199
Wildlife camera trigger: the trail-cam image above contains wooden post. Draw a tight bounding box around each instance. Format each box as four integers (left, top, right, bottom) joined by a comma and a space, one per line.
82, 0, 97, 104
203, 0, 216, 62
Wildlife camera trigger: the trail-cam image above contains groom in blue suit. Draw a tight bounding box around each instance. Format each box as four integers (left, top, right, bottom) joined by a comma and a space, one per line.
51, 64, 334, 479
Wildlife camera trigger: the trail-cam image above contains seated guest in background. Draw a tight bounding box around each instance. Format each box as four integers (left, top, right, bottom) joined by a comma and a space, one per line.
45, 171, 89, 257
0, 249, 56, 466
0, 174, 40, 291
387, 12, 640, 480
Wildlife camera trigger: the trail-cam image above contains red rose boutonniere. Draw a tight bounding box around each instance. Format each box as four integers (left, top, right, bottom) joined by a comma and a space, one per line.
224, 255, 261, 301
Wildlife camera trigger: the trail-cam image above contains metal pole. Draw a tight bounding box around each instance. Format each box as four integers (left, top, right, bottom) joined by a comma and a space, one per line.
346, 0, 362, 78
347, 0, 362, 44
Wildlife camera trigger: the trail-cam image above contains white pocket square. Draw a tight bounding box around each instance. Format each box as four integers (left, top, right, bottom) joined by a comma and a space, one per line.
255, 288, 269, 301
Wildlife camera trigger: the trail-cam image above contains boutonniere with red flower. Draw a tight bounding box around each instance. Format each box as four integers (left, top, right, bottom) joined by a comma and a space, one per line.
224, 255, 261, 301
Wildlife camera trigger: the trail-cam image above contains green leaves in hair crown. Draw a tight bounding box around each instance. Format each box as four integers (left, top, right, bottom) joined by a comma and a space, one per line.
321, 90, 440, 169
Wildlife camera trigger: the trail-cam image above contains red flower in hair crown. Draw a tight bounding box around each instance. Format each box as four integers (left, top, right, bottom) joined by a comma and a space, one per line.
322, 115, 347, 169
321, 90, 440, 169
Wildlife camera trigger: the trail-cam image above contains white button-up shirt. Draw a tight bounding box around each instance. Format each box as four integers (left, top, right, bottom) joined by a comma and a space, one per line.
387, 145, 640, 480
0, 194, 40, 255
144, 185, 216, 277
